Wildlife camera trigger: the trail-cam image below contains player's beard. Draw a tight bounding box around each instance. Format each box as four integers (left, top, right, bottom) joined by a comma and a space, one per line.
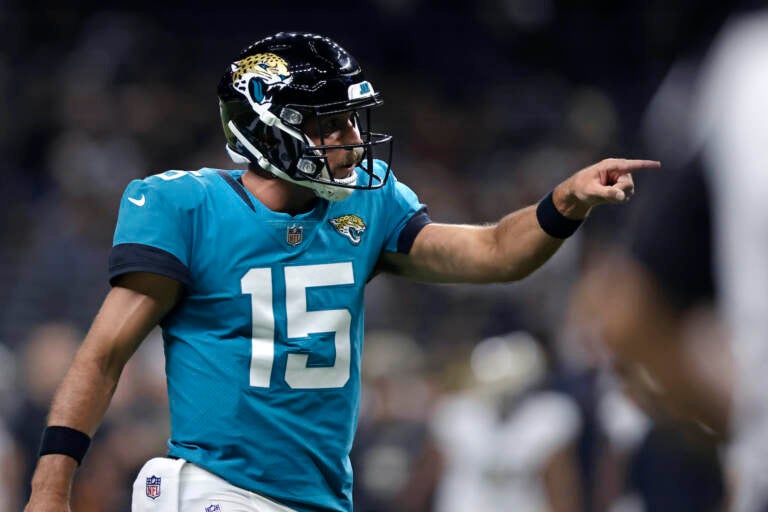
343, 147, 365, 169
334, 147, 365, 179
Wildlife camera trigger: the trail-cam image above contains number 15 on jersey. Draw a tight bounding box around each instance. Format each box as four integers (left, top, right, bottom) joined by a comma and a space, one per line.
241, 262, 354, 390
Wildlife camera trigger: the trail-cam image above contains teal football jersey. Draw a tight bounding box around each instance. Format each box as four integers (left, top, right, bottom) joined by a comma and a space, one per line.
109, 161, 429, 512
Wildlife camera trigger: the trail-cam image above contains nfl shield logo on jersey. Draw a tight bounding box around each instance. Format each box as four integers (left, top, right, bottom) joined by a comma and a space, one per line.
145, 475, 161, 499
287, 224, 303, 246
205, 505, 221, 512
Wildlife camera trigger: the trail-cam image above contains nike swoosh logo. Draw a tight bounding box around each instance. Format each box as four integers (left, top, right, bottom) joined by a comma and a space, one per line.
128, 194, 146, 207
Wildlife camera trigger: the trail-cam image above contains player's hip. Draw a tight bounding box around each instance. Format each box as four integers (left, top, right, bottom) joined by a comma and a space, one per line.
132, 457, 298, 512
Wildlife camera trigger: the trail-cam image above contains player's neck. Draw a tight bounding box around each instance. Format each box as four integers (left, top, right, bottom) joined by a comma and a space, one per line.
242, 169, 318, 215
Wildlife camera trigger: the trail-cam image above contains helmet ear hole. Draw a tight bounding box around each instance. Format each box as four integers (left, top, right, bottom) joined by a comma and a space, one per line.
280, 108, 303, 125
297, 159, 317, 176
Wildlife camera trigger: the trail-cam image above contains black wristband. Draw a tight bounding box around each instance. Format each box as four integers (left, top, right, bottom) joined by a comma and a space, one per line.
38, 426, 91, 465
536, 191, 583, 239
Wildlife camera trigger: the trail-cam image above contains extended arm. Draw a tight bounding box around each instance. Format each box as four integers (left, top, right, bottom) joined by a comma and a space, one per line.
380, 158, 659, 283
25, 272, 181, 511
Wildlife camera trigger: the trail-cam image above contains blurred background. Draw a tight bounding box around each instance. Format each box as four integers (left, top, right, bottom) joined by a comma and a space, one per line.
0, 1, 757, 510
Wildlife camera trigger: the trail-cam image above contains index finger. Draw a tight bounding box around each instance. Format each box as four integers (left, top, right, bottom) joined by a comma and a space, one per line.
601, 158, 662, 174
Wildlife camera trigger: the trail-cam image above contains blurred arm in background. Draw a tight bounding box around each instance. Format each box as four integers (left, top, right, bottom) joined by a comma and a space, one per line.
570, 159, 732, 435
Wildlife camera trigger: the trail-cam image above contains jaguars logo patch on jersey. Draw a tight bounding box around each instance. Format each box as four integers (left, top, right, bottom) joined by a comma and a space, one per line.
329, 215, 366, 245
231, 53, 292, 107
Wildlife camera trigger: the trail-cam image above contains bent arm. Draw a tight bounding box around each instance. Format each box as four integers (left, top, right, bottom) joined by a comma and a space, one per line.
26, 272, 181, 508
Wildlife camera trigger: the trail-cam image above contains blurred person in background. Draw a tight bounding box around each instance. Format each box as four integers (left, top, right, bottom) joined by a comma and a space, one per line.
351, 330, 438, 512
0, 13, 150, 346
698, 10, 768, 511
23, 30, 658, 512
566, 149, 729, 511
10, 323, 81, 507
571, 7, 768, 512
590, 359, 725, 512
0, 342, 22, 511
428, 331, 584, 512
0, 427, 19, 510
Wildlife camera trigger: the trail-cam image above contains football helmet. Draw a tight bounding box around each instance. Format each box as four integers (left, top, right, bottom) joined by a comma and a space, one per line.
218, 32, 393, 201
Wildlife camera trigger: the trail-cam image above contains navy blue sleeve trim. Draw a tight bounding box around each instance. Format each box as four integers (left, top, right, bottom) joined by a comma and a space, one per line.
109, 243, 192, 287
218, 171, 255, 212
397, 207, 432, 254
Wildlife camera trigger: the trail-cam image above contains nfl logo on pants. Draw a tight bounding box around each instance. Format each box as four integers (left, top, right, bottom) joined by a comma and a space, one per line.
206, 505, 221, 512
145, 475, 161, 499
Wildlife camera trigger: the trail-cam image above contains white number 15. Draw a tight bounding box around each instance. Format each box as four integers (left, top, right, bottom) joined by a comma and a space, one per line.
241, 262, 354, 390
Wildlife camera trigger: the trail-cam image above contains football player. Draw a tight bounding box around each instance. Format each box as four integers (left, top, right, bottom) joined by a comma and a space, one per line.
24, 32, 659, 512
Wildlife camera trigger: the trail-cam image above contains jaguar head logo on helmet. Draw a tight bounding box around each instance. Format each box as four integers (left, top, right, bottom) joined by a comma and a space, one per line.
218, 32, 393, 202
231, 53, 292, 108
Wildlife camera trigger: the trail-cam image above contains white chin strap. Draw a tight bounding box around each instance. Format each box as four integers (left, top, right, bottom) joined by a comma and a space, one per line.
227, 120, 355, 202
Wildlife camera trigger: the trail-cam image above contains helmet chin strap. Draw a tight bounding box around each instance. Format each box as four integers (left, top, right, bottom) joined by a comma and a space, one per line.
227, 121, 355, 202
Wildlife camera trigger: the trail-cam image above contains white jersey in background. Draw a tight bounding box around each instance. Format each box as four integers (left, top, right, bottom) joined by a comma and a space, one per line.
695, 11, 768, 512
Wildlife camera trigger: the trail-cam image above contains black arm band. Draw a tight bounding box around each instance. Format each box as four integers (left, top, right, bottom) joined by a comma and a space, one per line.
38, 426, 92, 465
535, 191, 583, 239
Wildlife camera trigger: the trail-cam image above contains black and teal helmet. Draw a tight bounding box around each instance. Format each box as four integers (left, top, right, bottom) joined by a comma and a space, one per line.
217, 32, 392, 201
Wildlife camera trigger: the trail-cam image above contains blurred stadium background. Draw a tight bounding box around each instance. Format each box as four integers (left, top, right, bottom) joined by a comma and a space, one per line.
0, 1, 751, 510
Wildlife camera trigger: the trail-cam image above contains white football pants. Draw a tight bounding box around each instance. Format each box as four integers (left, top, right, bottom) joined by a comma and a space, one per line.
132, 457, 297, 512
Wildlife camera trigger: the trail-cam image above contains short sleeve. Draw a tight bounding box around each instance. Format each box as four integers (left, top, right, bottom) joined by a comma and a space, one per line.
382, 176, 431, 254
109, 177, 194, 286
